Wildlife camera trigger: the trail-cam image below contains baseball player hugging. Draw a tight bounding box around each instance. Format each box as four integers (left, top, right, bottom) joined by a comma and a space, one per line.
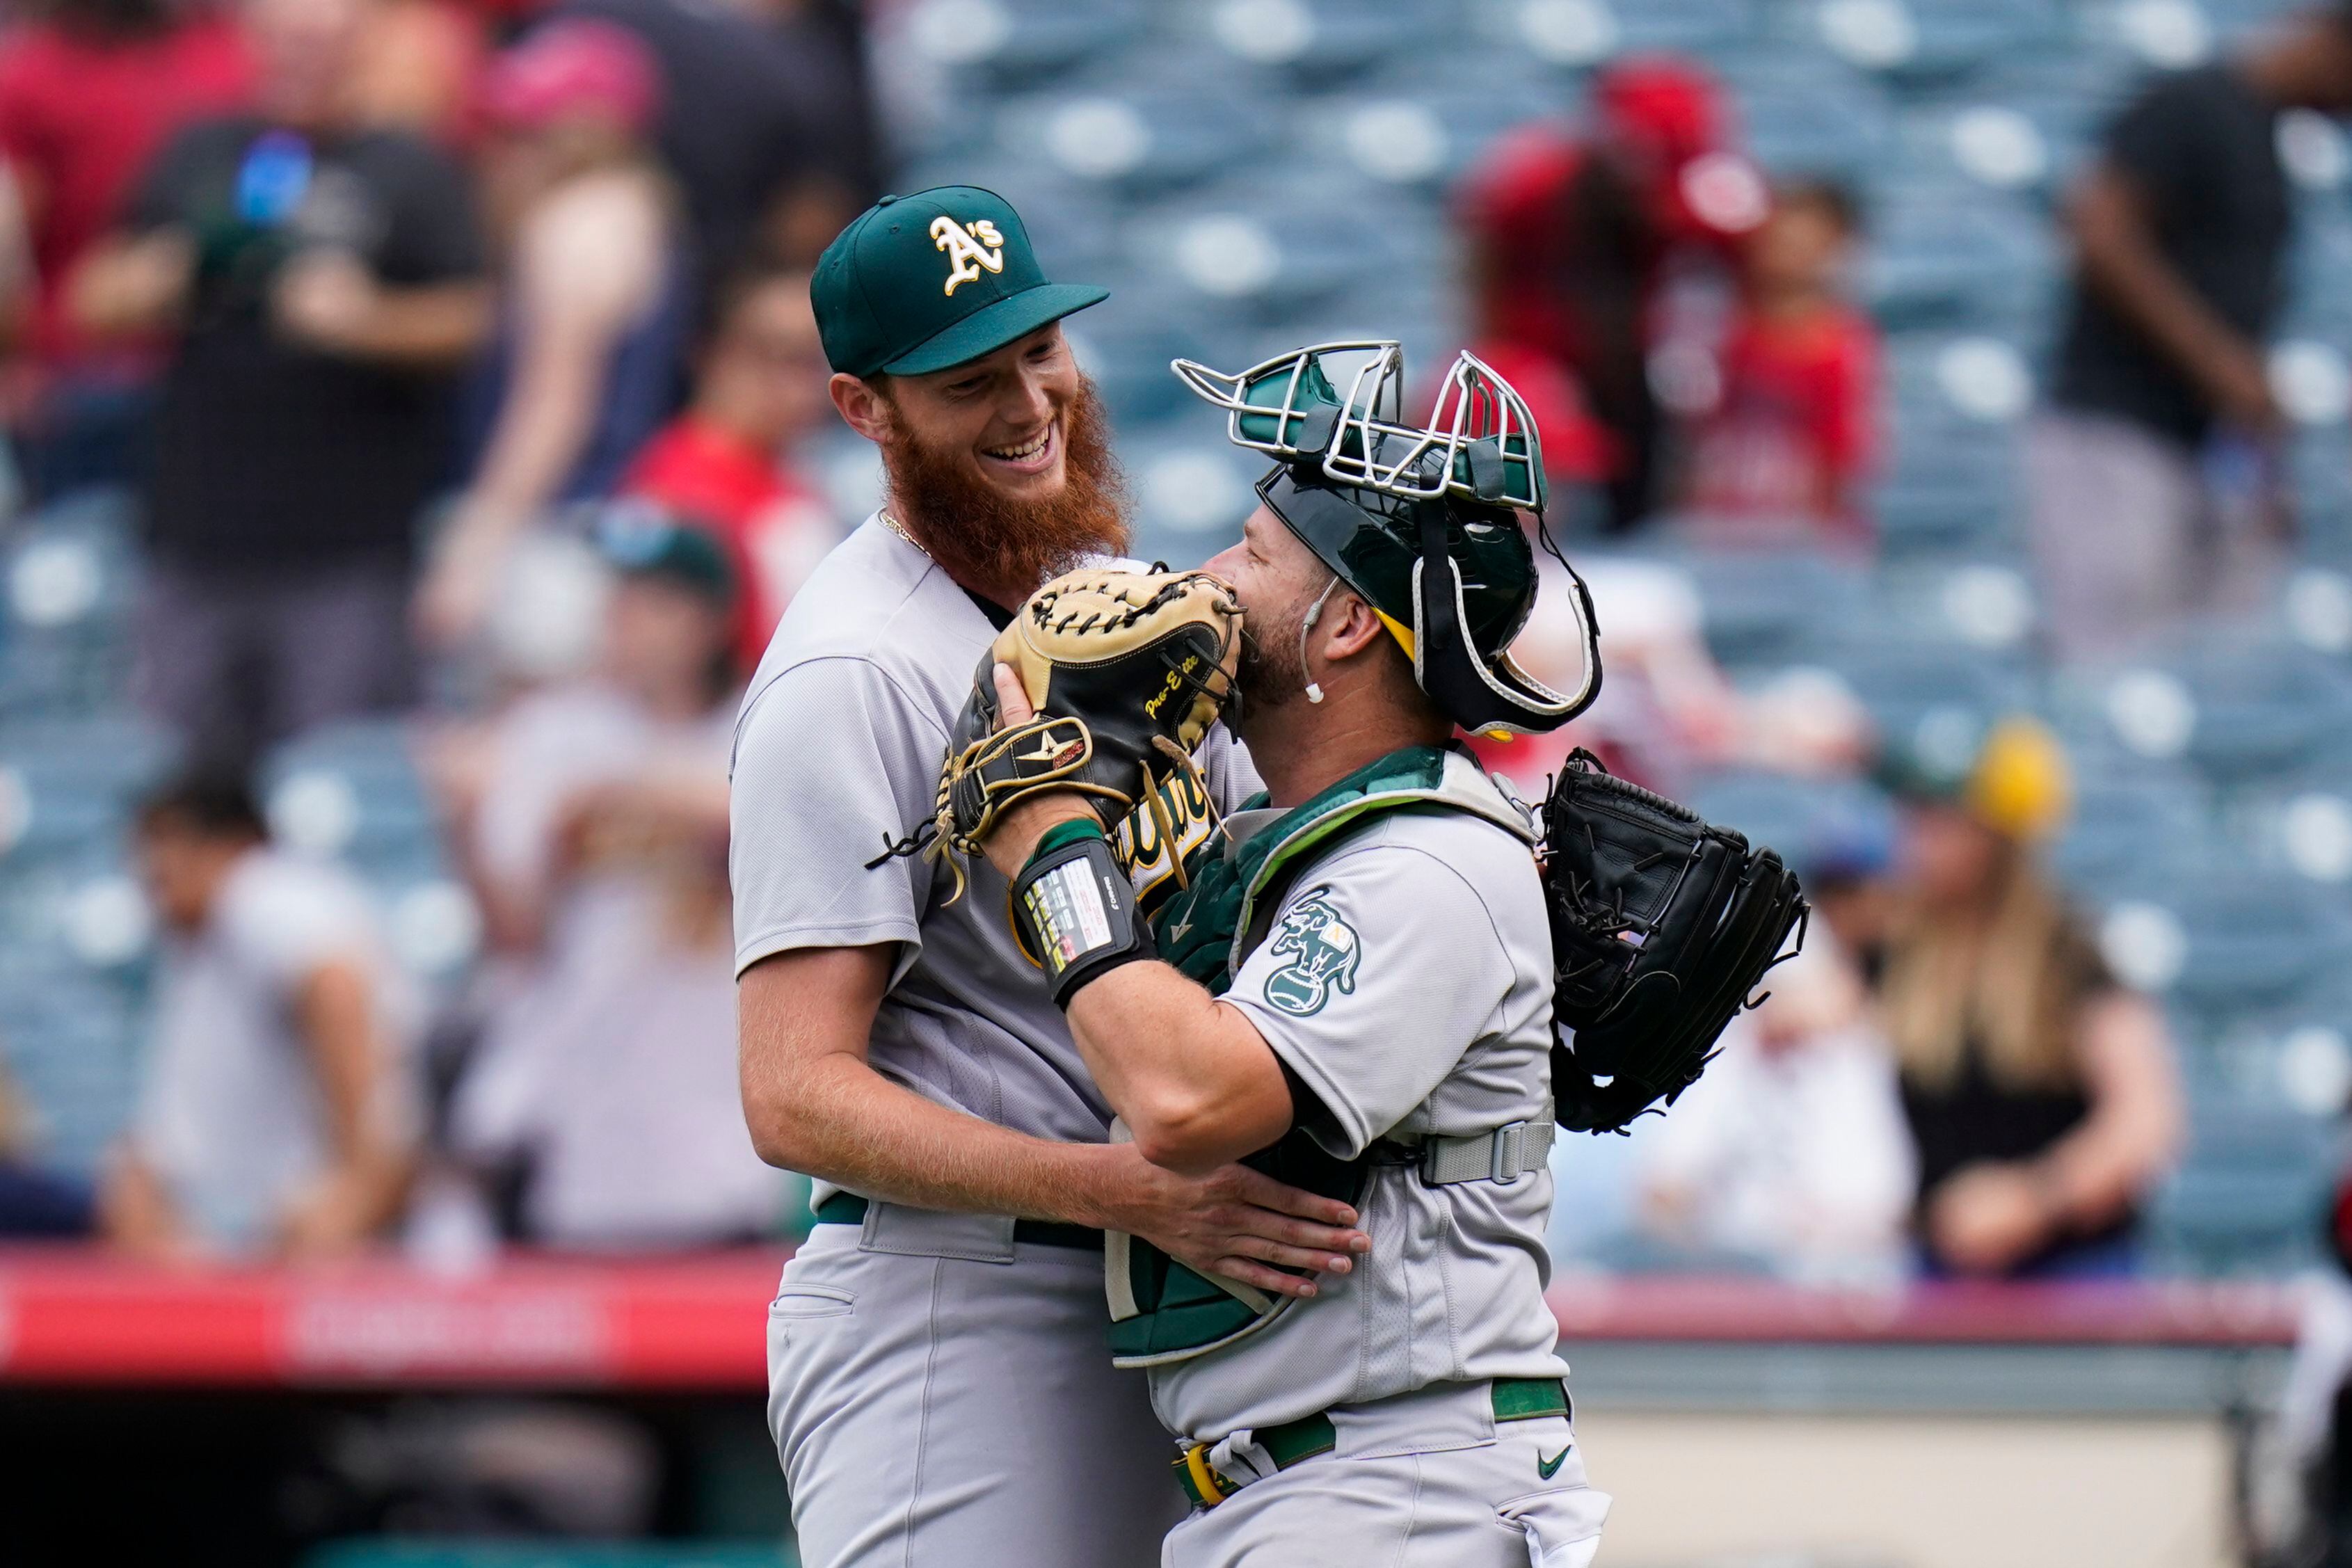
733, 192, 1373, 1568
938, 341, 1805, 1566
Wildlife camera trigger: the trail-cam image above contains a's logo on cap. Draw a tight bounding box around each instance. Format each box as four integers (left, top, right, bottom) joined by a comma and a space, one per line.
931, 214, 1006, 296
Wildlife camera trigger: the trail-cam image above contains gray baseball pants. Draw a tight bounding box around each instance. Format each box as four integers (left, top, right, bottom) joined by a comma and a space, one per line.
767, 1206, 1183, 1567
1162, 1379, 1610, 1568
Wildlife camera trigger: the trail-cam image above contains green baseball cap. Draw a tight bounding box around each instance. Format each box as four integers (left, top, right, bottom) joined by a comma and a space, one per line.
810, 185, 1108, 378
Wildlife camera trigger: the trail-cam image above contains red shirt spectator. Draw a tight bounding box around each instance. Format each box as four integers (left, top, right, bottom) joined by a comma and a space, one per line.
1685, 310, 1878, 542
1455, 56, 1767, 529
1683, 182, 1879, 545
623, 415, 832, 671
0, 1, 253, 369
620, 260, 838, 671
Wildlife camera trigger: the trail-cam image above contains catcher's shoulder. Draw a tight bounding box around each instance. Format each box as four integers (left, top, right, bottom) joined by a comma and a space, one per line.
1323, 769, 1544, 904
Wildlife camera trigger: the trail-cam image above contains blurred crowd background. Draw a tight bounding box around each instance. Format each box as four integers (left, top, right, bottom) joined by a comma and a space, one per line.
1, 0, 2351, 1322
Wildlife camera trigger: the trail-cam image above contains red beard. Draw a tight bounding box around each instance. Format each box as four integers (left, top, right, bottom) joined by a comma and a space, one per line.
875, 376, 1130, 600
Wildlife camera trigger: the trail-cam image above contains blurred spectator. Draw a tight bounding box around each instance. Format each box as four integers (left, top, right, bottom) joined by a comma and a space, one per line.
548, 0, 874, 280
420, 18, 688, 647
621, 260, 836, 672
730, 0, 882, 264
1637, 931, 1915, 1284
1474, 556, 1869, 797
347, 0, 489, 144
72, 0, 491, 769
1876, 718, 2184, 1278
1681, 181, 1878, 547
2033, 6, 2352, 662
1457, 55, 1768, 530
435, 513, 783, 1248
0, 0, 253, 501
0, 1049, 95, 1237
103, 775, 417, 1258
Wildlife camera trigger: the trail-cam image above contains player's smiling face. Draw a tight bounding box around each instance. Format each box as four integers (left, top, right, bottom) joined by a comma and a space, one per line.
888, 324, 1080, 502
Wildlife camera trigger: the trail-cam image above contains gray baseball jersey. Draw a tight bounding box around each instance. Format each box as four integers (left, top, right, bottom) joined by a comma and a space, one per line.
737, 516, 1258, 1567
730, 515, 1255, 1146
1147, 790, 1569, 1443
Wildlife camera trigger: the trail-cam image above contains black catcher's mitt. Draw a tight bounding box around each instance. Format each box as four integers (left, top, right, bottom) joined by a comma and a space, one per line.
1540, 750, 1809, 1134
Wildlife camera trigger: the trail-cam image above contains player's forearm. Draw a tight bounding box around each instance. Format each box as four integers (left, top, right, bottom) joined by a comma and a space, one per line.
341, 279, 490, 367
1067, 963, 1292, 1175
745, 1048, 1133, 1224
69, 231, 193, 339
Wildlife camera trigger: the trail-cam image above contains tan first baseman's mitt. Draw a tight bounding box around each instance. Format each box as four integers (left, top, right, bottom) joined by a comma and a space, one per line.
874, 568, 1245, 901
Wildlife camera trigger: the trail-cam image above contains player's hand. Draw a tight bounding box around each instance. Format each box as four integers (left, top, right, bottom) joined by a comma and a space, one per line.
275, 1170, 381, 1262
979, 660, 1096, 879
1927, 1161, 2056, 1276
1101, 1145, 1371, 1300
274, 249, 381, 355
2204, 340, 2283, 436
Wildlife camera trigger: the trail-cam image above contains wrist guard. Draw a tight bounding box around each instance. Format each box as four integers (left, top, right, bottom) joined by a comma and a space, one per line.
1010, 821, 1157, 1009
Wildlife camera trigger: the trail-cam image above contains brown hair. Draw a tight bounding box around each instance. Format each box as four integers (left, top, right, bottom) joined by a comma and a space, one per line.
1878, 840, 2113, 1093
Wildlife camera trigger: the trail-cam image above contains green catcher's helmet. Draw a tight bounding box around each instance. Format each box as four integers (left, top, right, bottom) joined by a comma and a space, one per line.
1172, 341, 1601, 735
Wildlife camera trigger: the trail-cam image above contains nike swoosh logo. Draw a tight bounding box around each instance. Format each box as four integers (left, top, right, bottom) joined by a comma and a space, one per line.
1537, 1446, 1571, 1480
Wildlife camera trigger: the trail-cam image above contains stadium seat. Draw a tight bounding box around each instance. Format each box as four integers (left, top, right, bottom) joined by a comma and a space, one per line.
1731, 65, 1901, 179
0, 713, 179, 870
2148, 1101, 2337, 1274
987, 63, 1279, 194
897, 0, 1147, 87
1190, 0, 1437, 86
257, 719, 447, 881
2050, 773, 2217, 896
1809, 0, 2067, 86
1344, 57, 1562, 187
1686, 769, 1893, 870
1677, 547, 1874, 669
2156, 873, 2352, 1023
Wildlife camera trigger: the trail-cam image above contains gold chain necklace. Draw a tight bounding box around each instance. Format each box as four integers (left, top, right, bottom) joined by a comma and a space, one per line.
876, 509, 930, 559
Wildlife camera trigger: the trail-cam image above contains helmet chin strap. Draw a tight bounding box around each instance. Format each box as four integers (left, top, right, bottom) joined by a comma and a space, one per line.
1297, 574, 1342, 705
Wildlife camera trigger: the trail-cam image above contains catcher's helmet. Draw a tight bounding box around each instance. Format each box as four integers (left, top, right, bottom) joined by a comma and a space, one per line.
1173, 341, 1601, 735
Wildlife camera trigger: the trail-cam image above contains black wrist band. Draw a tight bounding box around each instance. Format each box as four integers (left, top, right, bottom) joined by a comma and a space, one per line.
1010, 826, 1155, 1009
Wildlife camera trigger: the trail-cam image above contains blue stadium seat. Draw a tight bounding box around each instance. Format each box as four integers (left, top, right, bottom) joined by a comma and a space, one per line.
899, 0, 1148, 88
2151, 643, 2352, 784
1344, 58, 1561, 187
1866, 195, 2057, 334
1116, 175, 1436, 328
1686, 769, 1892, 869
2051, 773, 2216, 895
1807, 0, 2067, 87
2161, 874, 2352, 1022
1677, 547, 1874, 669
0, 963, 143, 1174
0, 713, 178, 870
257, 719, 446, 881
2148, 1101, 2337, 1274
1733, 68, 1901, 179
1190, 0, 1438, 86
0, 489, 143, 718
987, 61, 1279, 195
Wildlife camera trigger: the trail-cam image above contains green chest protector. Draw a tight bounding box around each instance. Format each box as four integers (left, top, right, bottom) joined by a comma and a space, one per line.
1105, 744, 1539, 1368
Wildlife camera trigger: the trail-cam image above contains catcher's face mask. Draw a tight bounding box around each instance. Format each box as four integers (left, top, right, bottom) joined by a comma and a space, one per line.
1176, 342, 1600, 736
1171, 340, 1549, 515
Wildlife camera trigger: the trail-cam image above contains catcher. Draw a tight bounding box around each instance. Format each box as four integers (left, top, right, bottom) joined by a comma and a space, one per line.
939, 342, 1803, 1566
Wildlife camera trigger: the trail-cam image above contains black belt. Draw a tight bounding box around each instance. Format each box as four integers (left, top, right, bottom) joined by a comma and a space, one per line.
813, 1192, 1105, 1251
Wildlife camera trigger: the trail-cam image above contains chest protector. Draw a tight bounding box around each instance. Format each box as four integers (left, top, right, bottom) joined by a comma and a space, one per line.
1104, 744, 1537, 1368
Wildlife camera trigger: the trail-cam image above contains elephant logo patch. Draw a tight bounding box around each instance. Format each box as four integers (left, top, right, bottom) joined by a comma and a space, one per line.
1262, 888, 1360, 1016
